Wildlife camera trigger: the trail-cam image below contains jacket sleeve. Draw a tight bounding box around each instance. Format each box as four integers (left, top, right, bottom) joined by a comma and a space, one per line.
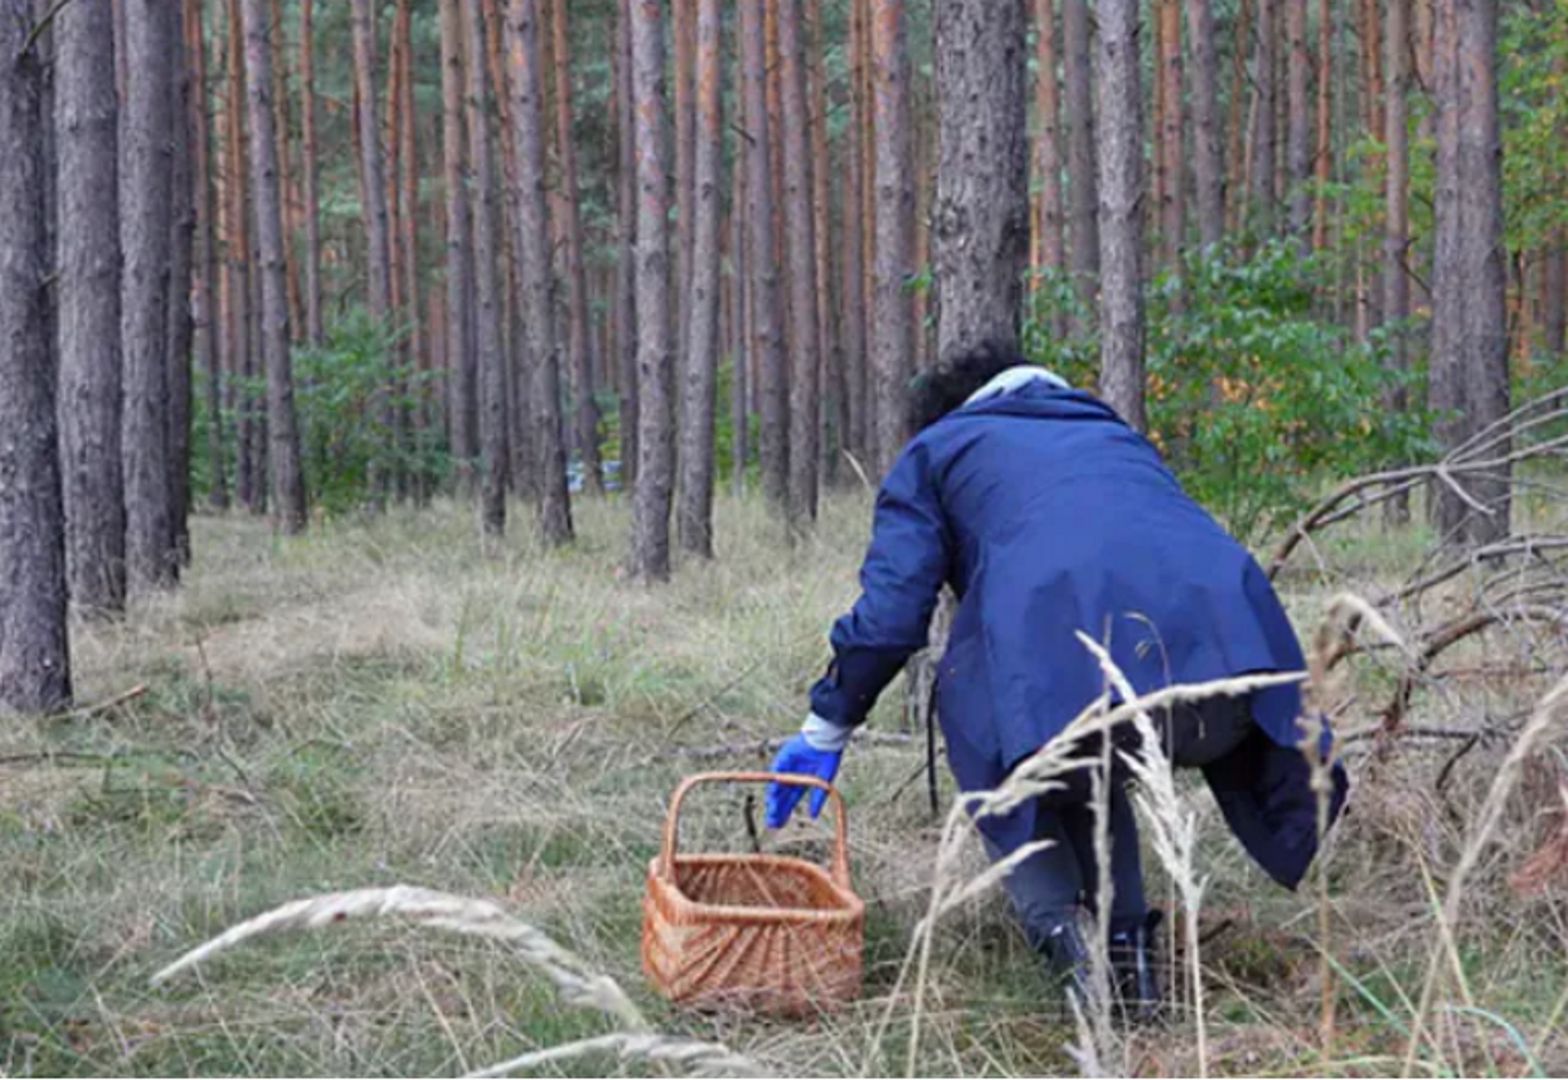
810, 444, 952, 727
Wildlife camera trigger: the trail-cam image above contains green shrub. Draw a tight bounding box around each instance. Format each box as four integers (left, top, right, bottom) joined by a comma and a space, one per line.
1024, 242, 1432, 542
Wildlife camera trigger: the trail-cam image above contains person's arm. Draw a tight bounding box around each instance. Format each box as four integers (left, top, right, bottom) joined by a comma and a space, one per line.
766, 445, 952, 826
811, 443, 953, 732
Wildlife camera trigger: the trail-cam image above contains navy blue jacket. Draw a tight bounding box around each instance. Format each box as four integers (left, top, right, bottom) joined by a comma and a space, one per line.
810, 383, 1347, 889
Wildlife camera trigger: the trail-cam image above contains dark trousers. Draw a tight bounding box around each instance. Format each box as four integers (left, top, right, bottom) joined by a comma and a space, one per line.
993, 695, 1255, 946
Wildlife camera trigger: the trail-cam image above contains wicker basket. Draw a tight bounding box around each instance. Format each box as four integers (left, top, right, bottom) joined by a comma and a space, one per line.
641, 770, 865, 1016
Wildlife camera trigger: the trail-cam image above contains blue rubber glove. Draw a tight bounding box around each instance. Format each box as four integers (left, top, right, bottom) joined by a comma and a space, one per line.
764, 731, 844, 828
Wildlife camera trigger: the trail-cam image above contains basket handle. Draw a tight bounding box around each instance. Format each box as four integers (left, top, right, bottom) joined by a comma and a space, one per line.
659, 770, 852, 889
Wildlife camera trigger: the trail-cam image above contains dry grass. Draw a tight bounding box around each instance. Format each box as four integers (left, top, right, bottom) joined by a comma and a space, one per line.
3, 490, 1568, 1076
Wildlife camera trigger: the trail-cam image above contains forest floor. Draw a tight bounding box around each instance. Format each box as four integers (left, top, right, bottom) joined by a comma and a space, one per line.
3, 492, 1567, 1077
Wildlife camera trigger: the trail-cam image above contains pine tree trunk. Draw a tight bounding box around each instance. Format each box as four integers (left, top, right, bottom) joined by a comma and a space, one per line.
741, 0, 789, 504
933, 0, 1029, 358
840, 0, 868, 462
461, 0, 507, 536
779, 0, 821, 524
440, 0, 477, 493
396, 0, 426, 498
673, 0, 695, 364
384, 2, 410, 501
677, 0, 722, 556
1033, 0, 1067, 323
300, 0, 323, 345
246, 214, 267, 514
502, 0, 574, 546
167, 11, 196, 563
1158, 0, 1185, 267
1062, 0, 1099, 331
241, 0, 308, 533
614, 0, 639, 489
0, 1, 71, 713
1285, 0, 1311, 242
731, 146, 751, 496
629, 0, 674, 581
1249, 0, 1276, 234
1185, 0, 1224, 249
550, 0, 604, 496
1096, 0, 1147, 431
1226, 0, 1251, 233
121, 0, 179, 591
1383, 0, 1411, 520
869, 0, 915, 475
1312, 0, 1333, 249
225, 1, 255, 513
808, 0, 840, 489
189, 0, 227, 513
1429, 0, 1508, 542
55, 0, 127, 614
268, 0, 303, 344
350, 0, 396, 503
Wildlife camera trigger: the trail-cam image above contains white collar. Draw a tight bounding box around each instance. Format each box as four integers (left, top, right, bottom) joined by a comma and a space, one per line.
964, 365, 1069, 407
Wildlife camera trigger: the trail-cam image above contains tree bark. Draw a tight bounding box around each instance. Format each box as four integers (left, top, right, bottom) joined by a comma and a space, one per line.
225, 0, 255, 513
808, 0, 840, 489
350, 0, 395, 503
1095, 0, 1147, 431
390, 0, 423, 494
167, 9, 195, 563
460, 0, 507, 535
1429, 0, 1508, 542
673, 0, 695, 363
189, 0, 226, 513
549, 0, 603, 495
267, 0, 303, 344
842, 0, 869, 460
778, 0, 821, 524
1226, 0, 1251, 233
629, 0, 674, 581
1157, 0, 1185, 267
300, 0, 323, 345
55, 0, 127, 614
731, 139, 750, 496
241, 0, 308, 533
1062, 0, 1099, 329
0, 0, 71, 713
1033, 0, 1066, 325
741, 0, 789, 504
1383, 0, 1411, 520
1185, 0, 1225, 249
1285, 0, 1312, 243
502, 0, 574, 545
1312, 0, 1333, 249
869, 0, 915, 475
677, 0, 722, 556
121, 0, 178, 591
1249, 0, 1276, 234
933, 0, 1029, 359
440, 0, 477, 493
614, 0, 638, 488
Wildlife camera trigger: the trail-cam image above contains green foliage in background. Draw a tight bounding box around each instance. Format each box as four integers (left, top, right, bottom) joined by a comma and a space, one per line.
194, 312, 448, 516
290, 313, 447, 514
1025, 242, 1431, 542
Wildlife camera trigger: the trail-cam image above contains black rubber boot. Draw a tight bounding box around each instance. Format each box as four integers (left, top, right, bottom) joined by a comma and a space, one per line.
1108, 910, 1164, 1024
1035, 918, 1095, 1012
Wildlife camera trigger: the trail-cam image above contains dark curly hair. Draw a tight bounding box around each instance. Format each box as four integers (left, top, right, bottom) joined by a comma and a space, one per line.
906, 340, 1027, 432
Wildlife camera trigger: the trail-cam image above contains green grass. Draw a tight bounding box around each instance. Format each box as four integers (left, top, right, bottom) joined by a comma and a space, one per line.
3, 491, 1566, 1076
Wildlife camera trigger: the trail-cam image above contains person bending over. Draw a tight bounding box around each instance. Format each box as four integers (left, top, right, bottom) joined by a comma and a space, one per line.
764, 342, 1348, 1019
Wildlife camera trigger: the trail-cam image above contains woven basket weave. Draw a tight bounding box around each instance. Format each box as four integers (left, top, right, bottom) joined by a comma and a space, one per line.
641, 771, 865, 1016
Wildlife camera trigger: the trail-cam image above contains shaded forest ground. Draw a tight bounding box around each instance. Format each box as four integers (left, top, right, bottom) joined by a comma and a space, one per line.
3, 493, 1568, 1077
